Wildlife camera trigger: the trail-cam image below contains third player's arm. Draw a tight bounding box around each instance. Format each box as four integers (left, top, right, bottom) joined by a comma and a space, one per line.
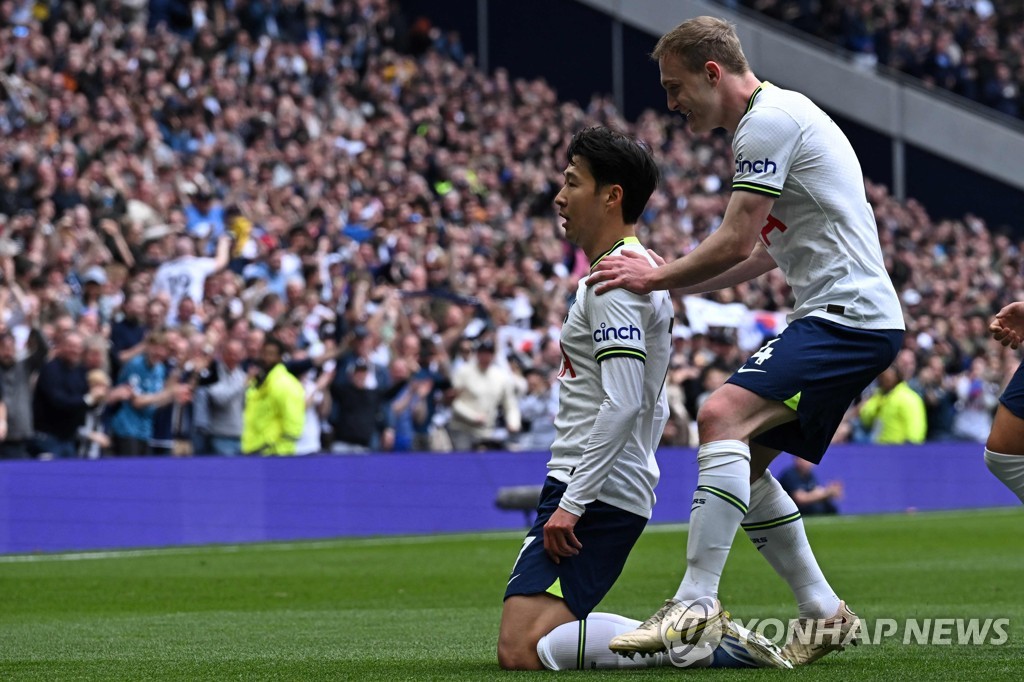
647, 191, 775, 291
672, 241, 778, 296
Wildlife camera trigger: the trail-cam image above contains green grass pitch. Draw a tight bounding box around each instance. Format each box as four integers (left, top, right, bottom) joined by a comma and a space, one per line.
0, 508, 1020, 680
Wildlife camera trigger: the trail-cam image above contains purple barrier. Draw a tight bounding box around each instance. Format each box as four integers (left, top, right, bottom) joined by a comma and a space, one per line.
0, 444, 1016, 554
772, 442, 1020, 515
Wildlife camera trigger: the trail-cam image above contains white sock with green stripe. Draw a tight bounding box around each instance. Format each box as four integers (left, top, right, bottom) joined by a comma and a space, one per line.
742, 470, 840, 619
985, 449, 1024, 503
673, 440, 750, 603
536, 613, 665, 670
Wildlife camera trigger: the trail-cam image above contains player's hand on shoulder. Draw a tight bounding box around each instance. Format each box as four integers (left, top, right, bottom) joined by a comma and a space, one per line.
586, 250, 654, 296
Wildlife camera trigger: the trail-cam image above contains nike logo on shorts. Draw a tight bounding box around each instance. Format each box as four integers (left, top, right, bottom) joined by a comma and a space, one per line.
736, 367, 767, 374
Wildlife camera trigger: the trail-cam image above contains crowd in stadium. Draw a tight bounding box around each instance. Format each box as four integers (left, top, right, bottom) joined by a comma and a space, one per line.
0, 0, 1020, 459
741, 0, 1024, 119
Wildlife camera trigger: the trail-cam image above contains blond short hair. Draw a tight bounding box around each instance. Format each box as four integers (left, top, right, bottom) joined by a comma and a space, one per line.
87, 369, 111, 388
651, 16, 750, 75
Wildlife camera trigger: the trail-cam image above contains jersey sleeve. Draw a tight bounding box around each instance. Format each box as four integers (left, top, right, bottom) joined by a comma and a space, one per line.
732, 105, 800, 198
587, 287, 651, 364
557, 286, 653, 515
559, 354, 645, 516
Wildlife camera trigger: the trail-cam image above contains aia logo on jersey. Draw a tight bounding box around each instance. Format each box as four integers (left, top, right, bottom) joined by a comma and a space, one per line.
759, 214, 788, 246
558, 342, 576, 378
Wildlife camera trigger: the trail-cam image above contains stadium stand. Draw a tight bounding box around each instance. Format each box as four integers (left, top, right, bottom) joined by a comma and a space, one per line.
736, 0, 1024, 122
0, 0, 1019, 460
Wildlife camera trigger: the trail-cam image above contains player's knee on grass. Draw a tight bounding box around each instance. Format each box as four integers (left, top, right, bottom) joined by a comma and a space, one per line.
497, 627, 543, 670
499, 595, 574, 670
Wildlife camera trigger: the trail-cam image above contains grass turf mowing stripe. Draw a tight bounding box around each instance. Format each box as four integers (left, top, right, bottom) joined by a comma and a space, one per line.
0, 508, 1020, 681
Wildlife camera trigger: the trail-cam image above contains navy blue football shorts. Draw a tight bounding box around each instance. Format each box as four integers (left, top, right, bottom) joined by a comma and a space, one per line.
999, 359, 1024, 420
503, 477, 647, 620
727, 316, 903, 463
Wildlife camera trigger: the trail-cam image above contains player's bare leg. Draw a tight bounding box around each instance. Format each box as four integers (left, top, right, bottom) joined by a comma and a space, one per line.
985, 404, 1024, 503
498, 594, 667, 670
498, 594, 575, 669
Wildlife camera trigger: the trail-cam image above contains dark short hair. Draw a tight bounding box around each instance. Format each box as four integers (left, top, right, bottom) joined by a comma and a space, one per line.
565, 126, 660, 225
262, 336, 288, 356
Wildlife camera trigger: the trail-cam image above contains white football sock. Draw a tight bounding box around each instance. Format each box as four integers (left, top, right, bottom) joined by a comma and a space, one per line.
985, 449, 1024, 503
536, 613, 665, 670
673, 440, 750, 603
742, 470, 840, 619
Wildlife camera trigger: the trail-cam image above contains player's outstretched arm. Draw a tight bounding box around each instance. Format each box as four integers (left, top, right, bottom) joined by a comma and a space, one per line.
990, 301, 1024, 349
587, 191, 773, 295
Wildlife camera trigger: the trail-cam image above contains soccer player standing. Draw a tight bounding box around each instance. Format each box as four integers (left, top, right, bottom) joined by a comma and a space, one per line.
985, 301, 1024, 502
587, 17, 905, 665
497, 126, 789, 670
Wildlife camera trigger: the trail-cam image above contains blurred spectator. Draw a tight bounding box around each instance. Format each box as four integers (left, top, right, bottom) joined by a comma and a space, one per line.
857, 367, 928, 444
152, 330, 201, 456
0, 328, 46, 459
33, 332, 105, 459
183, 181, 226, 243
241, 337, 305, 456
380, 356, 415, 450
151, 235, 231, 325
336, 324, 390, 386
388, 368, 439, 452
662, 358, 696, 447
71, 265, 108, 323
328, 356, 407, 453
447, 338, 521, 451
695, 363, 732, 414
295, 363, 334, 456
108, 331, 184, 456
78, 369, 113, 459
952, 356, 1002, 442
83, 335, 113, 375
514, 367, 559, 452
777, 456, 843, 516
204, 338, 250, 456
910, 355, 957, 441
982, 62, 1020, 118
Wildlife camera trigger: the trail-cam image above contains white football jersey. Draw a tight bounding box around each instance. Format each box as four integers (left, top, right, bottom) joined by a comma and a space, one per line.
151, 256, 220, 320
549, 237, 672, 519
732, 82, 905, 331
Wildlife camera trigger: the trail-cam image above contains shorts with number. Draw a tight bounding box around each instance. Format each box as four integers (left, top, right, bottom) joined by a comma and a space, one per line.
999, 359, 1024, 420
727, 316, 903, 463
503, 477, 647, 620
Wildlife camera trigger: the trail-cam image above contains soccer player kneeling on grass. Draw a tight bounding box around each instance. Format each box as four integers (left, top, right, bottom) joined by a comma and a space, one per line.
496, 126, 790, 671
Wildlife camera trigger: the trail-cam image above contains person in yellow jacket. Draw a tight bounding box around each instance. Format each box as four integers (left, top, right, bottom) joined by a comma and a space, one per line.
241, 337, 305, 455
858, 367, 927, 444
